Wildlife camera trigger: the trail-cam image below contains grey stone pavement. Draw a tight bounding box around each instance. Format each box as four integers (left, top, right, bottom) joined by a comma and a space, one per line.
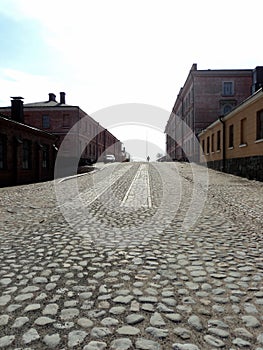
0, 162, 262, 349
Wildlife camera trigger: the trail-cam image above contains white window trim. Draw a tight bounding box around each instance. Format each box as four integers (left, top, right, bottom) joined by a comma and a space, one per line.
222, 81, 234, 96
239, 143, 247, 148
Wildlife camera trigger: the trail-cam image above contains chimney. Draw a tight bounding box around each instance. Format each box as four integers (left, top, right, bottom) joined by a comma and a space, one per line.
11, 97, 24, 123
48, 93, 56, 102
60, 92, 66, 104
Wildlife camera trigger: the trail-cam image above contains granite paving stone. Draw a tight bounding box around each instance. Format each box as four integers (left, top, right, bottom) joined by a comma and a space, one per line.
0, 162, 262, 348
83, 341, 107, 349
110, 337, 133, 349
0, 335, 15, 348
42, 333, 61, 348
12, 316, 29, 328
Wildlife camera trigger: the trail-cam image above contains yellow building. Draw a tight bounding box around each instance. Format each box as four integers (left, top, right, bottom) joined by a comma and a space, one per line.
199, 88, 263, 181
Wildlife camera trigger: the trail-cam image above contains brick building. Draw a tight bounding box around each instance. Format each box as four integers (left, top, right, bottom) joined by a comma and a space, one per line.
0, 92, 122, 166
0, 98, 56, 186
165, 63, 254, 161
199, 88, 263, 181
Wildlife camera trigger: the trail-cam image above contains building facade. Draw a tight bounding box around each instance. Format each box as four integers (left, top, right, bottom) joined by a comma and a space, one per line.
0, 109, 56, 187
165, 63, 254, 161
0, 92, 123, 165
199, 88, 263, 181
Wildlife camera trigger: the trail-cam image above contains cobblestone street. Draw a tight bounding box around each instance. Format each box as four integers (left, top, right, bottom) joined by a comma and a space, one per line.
0, 162, 262, 349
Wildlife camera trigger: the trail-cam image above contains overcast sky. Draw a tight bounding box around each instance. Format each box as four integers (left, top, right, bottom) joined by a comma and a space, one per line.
0, 0, 262, 160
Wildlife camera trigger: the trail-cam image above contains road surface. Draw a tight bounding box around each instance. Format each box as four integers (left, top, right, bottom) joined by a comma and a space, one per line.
0, 162, 262, 349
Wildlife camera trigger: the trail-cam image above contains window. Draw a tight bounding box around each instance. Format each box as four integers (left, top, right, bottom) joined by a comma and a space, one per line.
220, 100, 236, 115
190, 88, 193, 103
42, 145, 49, 168
206, 136, 210, 154
229, 124, 234, 148
22, 140, 31, 169
223, 81, 234, 96
42, 115, 50, 129
202, 139, 205, 153
217, 130, 221, 151
211, 134, 214, 152
223, 104, 232, 115
63, 114, 70, 127
240, 118, 247, 145
256, 110, 263, 140
0, 134, 7, 169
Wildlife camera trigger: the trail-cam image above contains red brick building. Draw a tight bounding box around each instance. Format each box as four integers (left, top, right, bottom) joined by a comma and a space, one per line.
0, 98, 56, 186
0, 92, 123, 165
165, 64, 254, 161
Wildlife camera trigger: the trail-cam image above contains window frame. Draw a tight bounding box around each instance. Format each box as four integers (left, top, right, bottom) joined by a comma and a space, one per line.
222, 81, 234, 96
223, 104, 232, 115
63, 114, 70, 128
211, 133, 215, 153
256, 109, 263, 140
202, 139, 205, 153
229, 124, 234, 148
216, 130, 221, 151
42, 145, 49, 168
206, 136, 210, 154
42, 115, 50, 129
0, 134, 7, 169
22, 139, 32, 169
240, 118, 247, 145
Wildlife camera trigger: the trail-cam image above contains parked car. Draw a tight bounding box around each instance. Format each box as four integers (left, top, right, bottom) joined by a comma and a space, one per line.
104, 154, 116, 163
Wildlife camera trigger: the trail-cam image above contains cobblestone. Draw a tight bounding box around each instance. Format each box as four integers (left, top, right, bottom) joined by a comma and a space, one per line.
0, 162, 262, 348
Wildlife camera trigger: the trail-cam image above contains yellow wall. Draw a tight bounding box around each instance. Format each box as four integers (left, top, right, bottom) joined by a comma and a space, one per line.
199, 91, 263, 162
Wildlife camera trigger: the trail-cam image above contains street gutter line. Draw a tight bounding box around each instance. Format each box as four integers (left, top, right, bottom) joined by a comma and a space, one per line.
120, 166, 141, 206
146, 165, 152, 208
121, 164, 152, 208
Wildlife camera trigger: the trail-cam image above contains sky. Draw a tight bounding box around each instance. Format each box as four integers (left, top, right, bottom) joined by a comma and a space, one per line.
0, 0, 262, 160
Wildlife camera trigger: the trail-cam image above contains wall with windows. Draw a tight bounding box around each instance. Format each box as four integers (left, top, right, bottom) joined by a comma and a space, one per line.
24, 107, 79, 148
0, 93, 124, 170
0, 106, 121, 166
24, 106, 122, 164
194, 72, 252, 133
0, 116, 56, 186
199, 89, 263, 181
165, 63, 253, 161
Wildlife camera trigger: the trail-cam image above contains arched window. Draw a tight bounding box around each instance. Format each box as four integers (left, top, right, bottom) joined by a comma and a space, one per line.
223, 104, 232, 115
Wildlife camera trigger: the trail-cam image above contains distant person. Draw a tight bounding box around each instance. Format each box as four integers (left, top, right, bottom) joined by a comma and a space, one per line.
147, 156, 150, 162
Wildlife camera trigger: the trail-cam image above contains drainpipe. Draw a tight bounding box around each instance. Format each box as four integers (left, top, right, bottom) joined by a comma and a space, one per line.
192, 76, 196, 162
78, 108, 80, 166
96, 122, 99, 162
219, 115, 225, 172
